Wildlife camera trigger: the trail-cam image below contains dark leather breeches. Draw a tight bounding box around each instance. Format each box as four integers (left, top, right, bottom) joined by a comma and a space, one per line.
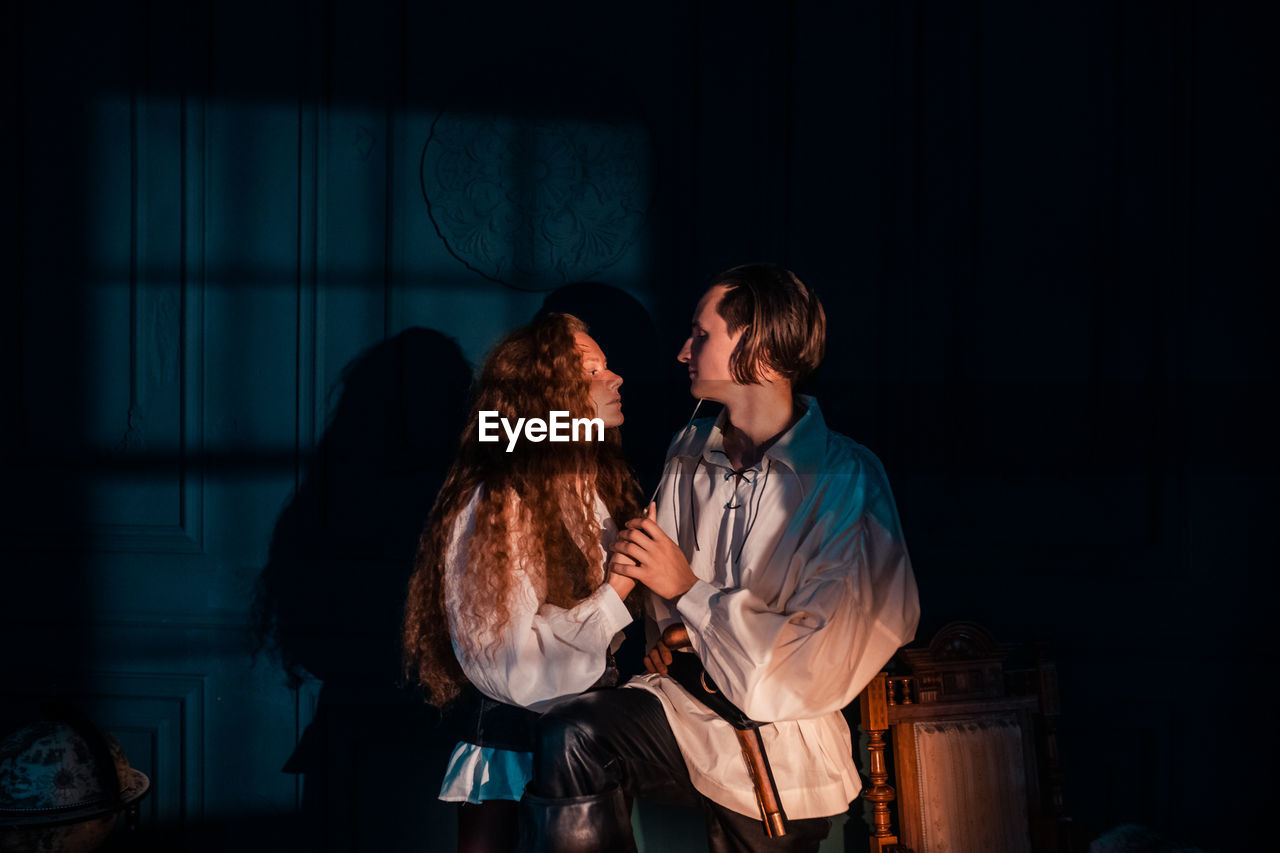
523, 688, 832, 853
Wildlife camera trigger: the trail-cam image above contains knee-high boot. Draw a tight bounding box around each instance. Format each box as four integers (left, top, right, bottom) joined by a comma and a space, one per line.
517, 785, 637, 853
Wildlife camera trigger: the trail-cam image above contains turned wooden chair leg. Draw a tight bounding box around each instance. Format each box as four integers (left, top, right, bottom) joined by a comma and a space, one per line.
860, 672, 900, 852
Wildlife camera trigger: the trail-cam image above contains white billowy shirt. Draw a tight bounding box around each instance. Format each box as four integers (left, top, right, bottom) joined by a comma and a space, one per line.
626, 397, 920, 820
438, 483, 632, 803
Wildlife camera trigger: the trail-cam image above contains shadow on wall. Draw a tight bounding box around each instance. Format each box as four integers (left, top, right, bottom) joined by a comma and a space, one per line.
250, 328, 472, 852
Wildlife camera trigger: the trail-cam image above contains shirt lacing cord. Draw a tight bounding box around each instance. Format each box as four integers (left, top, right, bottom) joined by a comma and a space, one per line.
679, 455, 773, 564
734, 458, 771, 565
722, 466, 757, 508
681, 455, 703, 552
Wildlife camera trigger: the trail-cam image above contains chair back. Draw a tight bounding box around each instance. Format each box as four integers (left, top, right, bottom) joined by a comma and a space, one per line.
859, 622, 1066, 853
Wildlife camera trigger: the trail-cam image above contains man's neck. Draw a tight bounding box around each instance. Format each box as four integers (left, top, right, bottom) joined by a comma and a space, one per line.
722, 383, 798, 471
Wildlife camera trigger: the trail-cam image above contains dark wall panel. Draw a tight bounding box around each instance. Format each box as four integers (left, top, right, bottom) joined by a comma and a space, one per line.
787, 1, 1274, 846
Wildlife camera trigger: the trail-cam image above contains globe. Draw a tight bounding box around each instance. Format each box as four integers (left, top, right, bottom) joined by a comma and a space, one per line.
0, 719, 150, 853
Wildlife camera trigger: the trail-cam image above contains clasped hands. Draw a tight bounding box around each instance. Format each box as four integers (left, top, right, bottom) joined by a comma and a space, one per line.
606, 502, 697, 602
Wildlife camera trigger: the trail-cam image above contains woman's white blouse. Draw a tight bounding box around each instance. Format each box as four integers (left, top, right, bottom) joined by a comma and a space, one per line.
438, 745, 531, 804
437, 484, 632, 803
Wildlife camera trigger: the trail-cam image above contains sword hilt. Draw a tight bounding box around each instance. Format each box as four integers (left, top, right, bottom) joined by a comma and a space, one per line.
661, 623, 690, 650
658, 623, 789, 837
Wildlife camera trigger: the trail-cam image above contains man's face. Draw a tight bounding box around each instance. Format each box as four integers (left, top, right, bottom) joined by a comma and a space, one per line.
574, 332, 624, 428
677, 284, 743, 401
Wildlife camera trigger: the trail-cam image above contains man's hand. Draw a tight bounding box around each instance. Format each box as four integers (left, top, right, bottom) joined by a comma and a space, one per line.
608, 503, 698, 600
643, 639, 673, 675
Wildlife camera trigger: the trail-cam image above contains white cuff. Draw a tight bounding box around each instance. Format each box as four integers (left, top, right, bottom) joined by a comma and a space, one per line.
674, 579, 716, 635
594, 582, 633, 634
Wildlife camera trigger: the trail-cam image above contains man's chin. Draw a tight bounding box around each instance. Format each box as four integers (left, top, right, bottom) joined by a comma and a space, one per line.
689, 380, 720, 402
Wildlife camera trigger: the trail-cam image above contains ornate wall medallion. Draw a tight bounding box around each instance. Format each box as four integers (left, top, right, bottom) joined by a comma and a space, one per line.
421, 55, 655, 291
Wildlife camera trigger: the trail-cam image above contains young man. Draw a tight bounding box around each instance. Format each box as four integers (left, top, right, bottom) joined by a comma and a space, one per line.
521, 264, 921, 853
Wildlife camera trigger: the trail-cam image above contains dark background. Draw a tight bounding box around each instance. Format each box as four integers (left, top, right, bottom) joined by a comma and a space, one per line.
2, 1, 1275, 850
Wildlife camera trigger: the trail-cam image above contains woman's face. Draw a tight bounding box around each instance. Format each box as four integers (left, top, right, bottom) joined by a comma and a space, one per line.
574, 332, 624, 428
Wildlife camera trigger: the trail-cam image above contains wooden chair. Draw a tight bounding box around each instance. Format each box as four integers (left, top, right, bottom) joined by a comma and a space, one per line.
857, 622, 1069, 853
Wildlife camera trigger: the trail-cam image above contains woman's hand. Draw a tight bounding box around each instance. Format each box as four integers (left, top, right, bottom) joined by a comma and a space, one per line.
643, 640, 673, 675
604, 504, 651, 600
606, 569, 636, 600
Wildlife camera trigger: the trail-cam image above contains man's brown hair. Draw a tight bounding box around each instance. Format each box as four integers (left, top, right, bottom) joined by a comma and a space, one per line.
711, 263, 826, 385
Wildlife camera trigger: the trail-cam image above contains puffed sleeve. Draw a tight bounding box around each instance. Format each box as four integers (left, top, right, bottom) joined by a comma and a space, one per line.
444, 486, 633, 712
674, 459, 920, 723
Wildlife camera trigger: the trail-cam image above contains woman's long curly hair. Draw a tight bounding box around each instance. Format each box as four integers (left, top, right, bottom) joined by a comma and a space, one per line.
402, 313, 640, 706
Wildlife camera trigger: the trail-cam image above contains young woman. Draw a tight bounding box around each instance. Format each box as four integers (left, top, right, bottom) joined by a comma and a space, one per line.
402, 312, 640, 853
